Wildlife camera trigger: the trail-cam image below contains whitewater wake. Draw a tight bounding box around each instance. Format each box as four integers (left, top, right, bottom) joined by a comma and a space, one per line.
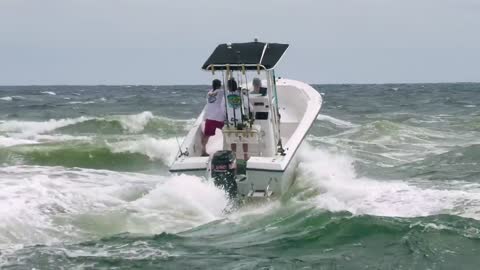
296, 144, 480, 220
0, 166, 228, 248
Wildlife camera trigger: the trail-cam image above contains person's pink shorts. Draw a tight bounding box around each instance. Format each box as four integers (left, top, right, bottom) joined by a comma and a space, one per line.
204, 119, 224, 136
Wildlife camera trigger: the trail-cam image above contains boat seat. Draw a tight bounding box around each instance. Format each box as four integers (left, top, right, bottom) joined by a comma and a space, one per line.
223, 124, 263, 157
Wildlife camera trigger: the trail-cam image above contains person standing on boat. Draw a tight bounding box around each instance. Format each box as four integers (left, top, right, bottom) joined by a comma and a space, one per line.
201, 79, 225, 156
251, 77, 267, 96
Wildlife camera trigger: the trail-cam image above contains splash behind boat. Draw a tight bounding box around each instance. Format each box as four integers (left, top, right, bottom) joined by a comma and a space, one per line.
169, 41, 322, 199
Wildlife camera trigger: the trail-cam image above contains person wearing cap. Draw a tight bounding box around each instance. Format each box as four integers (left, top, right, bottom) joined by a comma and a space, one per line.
251, 78, 267, 96
201, 79, 225, 156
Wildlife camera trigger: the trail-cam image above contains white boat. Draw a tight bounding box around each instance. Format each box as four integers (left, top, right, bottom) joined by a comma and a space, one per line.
169, 41, 322, 199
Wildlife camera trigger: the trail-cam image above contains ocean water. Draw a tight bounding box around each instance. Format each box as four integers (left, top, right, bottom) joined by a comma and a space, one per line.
0, 83, 479, 269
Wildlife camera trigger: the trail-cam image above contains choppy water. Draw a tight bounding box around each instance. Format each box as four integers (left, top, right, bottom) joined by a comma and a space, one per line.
0, 84, 479, 269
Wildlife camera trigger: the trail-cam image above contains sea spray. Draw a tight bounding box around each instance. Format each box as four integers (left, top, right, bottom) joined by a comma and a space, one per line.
296, 144, 480, 219
0, 166, 227, 246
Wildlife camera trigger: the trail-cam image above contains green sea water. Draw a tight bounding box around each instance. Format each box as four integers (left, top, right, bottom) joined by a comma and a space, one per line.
0, 84, 479, 269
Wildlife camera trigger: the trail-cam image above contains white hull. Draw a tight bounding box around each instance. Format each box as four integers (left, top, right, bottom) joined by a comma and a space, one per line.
169, 78, 322, 198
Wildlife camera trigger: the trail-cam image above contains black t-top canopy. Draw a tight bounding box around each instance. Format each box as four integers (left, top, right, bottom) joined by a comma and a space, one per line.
201, 42, 289, 71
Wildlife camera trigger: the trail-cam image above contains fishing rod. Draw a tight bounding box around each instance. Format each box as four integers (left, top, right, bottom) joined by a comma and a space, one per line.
175, 126, 188, 157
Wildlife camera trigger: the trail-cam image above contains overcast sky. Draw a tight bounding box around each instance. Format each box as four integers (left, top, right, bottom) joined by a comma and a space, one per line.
1, 0, 479, 85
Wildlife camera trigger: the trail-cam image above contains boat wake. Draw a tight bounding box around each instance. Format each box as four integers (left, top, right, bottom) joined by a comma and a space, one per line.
11, 138, 477, 249
295, 144, 480, 220
0, 166, 228, 249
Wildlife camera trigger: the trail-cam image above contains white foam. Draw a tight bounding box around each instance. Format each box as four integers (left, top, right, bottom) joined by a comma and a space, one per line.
316, 114, 357, 128
0, 112, 191, 144
296, 144, 480, 220
0, 166, 227, 246
115, 111, 154, 133
1, 96, 25, 101
0, 133, 91, 147
0, 166, 146, 246
129, 174, 228, 234
41, 91, 56, 96
0, 117, 91, 137
34, 134, 93, 143
107, 136, 179, 164
68, 101, 96, 105
0, 136, 38, 147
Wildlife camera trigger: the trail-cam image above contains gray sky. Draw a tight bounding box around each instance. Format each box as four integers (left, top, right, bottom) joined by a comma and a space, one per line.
1, 0, 479, 85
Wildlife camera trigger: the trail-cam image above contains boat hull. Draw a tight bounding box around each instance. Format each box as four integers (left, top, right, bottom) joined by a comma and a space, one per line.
236, 154, 299, 198
171, 152, 298, 198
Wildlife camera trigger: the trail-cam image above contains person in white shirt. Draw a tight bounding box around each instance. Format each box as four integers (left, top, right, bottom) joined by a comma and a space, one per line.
202, 79, 225, 156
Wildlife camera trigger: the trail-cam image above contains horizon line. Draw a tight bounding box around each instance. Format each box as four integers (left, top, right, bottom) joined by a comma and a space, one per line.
1, 81, 480, 87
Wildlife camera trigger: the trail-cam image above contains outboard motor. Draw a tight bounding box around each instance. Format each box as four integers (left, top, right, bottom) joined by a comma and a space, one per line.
210, 150, 238, 198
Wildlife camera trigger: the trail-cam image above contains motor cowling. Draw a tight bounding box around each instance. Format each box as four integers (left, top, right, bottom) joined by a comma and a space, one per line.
210, 150, 238, 198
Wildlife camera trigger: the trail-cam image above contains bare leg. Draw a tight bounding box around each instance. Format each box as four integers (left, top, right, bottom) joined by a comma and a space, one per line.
242, 144, 248, 160
201, 135, 209, 156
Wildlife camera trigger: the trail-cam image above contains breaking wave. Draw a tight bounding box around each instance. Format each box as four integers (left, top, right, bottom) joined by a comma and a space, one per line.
40, 91, 56, 96
295, 144, 480, 220
0, 96, 24, 102
0, 112, 193, 138
0, 166, 228, 248
0, 117, 92, 137
0, 137, 179, 170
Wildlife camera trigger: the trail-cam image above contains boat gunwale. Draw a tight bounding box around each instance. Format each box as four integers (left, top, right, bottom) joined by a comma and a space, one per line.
168, 78, 322, 173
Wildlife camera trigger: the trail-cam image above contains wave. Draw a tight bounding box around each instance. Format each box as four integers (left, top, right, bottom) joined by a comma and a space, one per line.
0, 166, 227, 247
316, 114, 357, 128
67, 101, 96, 105
107, 137, 179, 164
396, 144, 480, 180
309, 119, 465, 165
294, 144, 480, 220
2, 209, 479, 269
0, 134, 92, 147
0, 138, 177, 171
0, 111, 193, 138
41, 91, 56, 96
114, 111, 154, 133
1, 147, 479, 268
67, 97, 107, 105
0, 136, 38, 147
0, 96, 24, 102
0, 117, 92, 137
